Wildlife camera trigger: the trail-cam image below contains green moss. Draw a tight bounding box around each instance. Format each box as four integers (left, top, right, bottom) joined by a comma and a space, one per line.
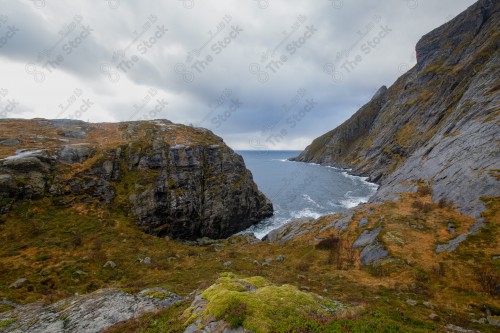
143, 291, 173, 300
0, 304, 13, 313
0, 318, 17, 328
187, 274, 341, 332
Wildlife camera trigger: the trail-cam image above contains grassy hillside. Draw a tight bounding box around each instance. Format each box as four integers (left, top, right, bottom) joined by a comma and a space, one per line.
1, 188, 498, 332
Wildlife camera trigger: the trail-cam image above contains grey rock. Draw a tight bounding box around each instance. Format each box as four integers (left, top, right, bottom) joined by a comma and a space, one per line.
0, 139, 20, 146
263, 258, 273, 265
275, 255, 285, 262
358, 217, 369, 227
103, 261, 116, 269
142, 257, 152, 265
487, 315, 500, 327
436, 233, 468, 253
58, 145, 92, 164
353, 226, 382, 249
429, 313, 439, 320
319, 212, 353, 234
62, 130, 87, 139
406, 299, 417, 306
129, 144, 273, 240
423, 301, 435, 309
0, 174, 18, 196
360, 241, 388, 265
2, 156, 49, 173
228, 233, 260, 245
223, 261, 232, 267
8, 278, 27, 289
0, 288, 181, 333
39, 119, 87, 126
444, 324, 480, 332
263, 217, 314, 243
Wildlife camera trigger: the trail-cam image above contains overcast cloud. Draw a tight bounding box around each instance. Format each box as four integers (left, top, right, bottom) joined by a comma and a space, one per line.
0, 0, 477, 149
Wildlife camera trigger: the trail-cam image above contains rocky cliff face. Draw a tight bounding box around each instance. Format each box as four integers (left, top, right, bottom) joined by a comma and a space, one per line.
292, 0, 499, 219
0, 119, 273, 239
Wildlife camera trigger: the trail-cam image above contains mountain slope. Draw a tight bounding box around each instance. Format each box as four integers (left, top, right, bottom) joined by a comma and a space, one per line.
292, 0, 499, 219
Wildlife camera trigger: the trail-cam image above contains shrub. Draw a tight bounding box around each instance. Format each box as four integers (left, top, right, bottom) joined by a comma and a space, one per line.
225, 300, 248, 328
412, 201, 434, 213
72, 232, 83, 248
296, 261, 311, 272
473, 264, 499, 296
431, 262, 446, 277
316, 236, 340, 251
317, 236, 342, 269
417, 185, 432, 197
438, 198, 451, 209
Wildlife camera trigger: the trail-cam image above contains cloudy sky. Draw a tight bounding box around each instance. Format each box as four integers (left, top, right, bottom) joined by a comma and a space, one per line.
0, 0, 476, 149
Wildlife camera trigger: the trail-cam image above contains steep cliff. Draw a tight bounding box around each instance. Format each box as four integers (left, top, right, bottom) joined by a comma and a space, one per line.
292, 0, 499, 219
0, 119, 273, 239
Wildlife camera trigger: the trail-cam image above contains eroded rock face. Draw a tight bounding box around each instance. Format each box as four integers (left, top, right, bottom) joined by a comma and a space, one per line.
125, 143, 273, 239
291, 0, 500, 220
0, 119, 273, 239
0, 288, 181, 333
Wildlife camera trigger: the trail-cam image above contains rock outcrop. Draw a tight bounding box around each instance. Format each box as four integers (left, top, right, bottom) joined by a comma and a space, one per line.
0, 119, 273, 239
0, 288, 181, 333
291, 0, 500, 220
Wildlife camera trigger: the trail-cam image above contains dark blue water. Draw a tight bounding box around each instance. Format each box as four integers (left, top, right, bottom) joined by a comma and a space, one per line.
238, 150, 378, 238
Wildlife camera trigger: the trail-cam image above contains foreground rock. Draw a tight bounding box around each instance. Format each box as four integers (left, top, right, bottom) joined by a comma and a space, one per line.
182, 273, 344, 333
0, 119, 273, 239
291, 0, 500, 220
0, 288, 181, 333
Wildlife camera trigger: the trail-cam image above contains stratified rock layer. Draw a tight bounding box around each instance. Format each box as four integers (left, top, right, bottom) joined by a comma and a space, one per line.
0, 119, 273, 239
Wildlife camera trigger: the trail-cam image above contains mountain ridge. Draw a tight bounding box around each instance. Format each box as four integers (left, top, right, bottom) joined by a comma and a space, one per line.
291, 0, 499, 219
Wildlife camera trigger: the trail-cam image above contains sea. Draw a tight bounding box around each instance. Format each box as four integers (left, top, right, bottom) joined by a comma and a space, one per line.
238, 150, 378, 239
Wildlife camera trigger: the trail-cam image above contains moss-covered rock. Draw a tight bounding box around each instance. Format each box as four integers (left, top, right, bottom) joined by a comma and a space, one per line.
183, 273, 344, 332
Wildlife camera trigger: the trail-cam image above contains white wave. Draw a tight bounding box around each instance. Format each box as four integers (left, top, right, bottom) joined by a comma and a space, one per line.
327, 200, 343, 207
339, 189, 376, 208
340, 197, 369, 208
291, 208, 322, 220
302, 194, 324, 208
271, 159, 289, 162
341, 171, 379, 190
246, 216, 290, 239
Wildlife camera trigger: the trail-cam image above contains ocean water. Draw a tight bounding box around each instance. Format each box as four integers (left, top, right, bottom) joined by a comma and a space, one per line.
238, 150, 378, 239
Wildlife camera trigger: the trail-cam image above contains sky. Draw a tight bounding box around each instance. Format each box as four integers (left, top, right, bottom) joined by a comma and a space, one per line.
0, 0, 477, 150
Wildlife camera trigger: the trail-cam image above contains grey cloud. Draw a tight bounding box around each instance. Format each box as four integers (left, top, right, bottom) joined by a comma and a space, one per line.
0, 0, 478, 149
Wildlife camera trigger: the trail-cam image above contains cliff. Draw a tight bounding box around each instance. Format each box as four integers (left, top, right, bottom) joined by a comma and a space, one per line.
0, 119, 273, 239
291, 0, 499, 219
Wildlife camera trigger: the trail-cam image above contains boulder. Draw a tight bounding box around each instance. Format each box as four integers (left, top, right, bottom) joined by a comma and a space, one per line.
0, 139, 20, 146
360, 241, 388, 265
58, 145, 93, 164
8, 278, 27, 289
353, 226, 382, 249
